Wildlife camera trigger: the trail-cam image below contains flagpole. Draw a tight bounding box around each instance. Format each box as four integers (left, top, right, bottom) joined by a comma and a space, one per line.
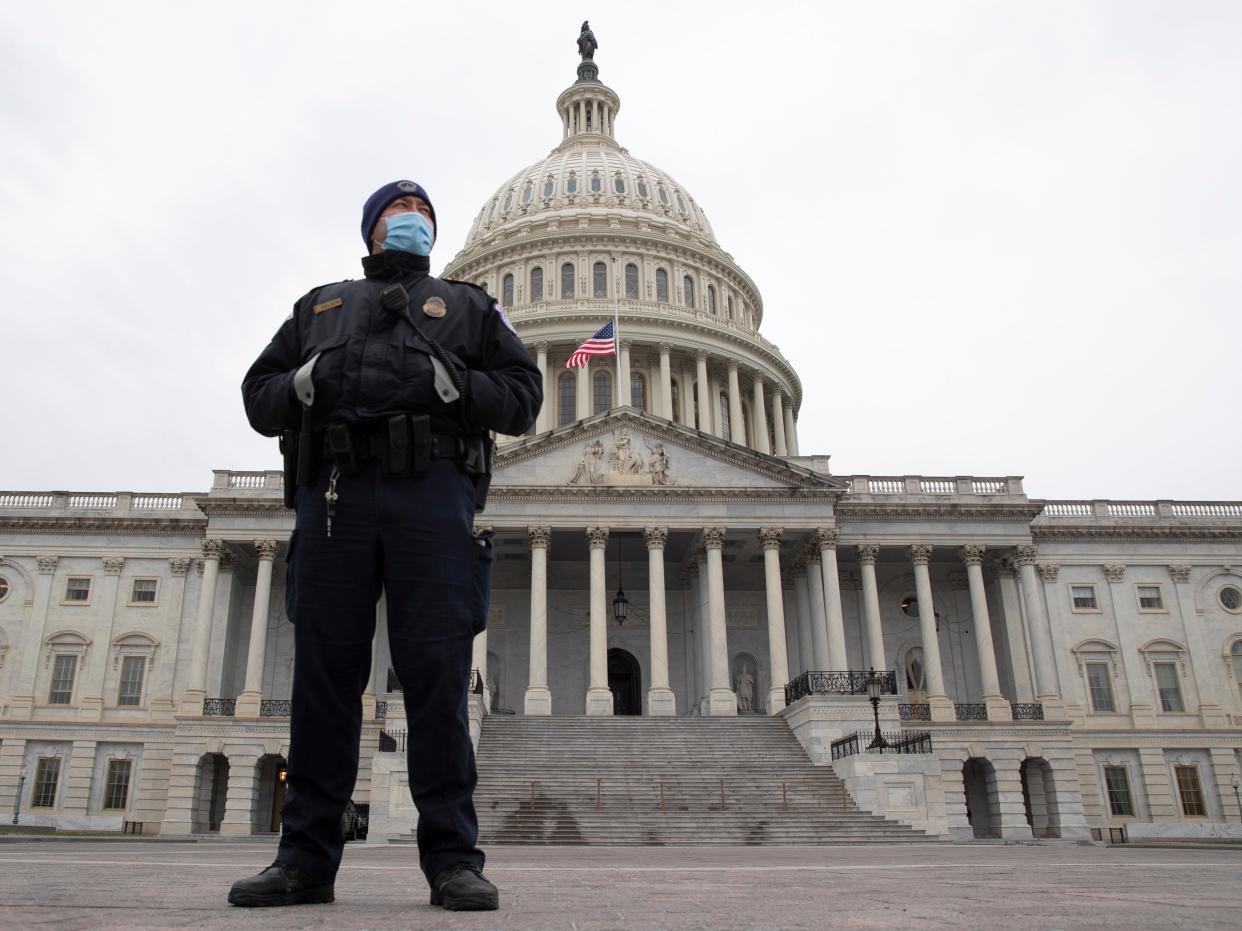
613, 258, 622, 409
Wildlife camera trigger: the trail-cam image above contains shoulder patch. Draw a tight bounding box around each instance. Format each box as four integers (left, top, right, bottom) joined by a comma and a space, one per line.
492, 300, 517, 335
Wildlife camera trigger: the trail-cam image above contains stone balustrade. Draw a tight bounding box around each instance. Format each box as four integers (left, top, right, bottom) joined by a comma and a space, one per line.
0, 491, 197, 516
1036, 499, 1242, 521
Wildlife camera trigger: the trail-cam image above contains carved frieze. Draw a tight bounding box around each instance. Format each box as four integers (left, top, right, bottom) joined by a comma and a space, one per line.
103, 557, 125, 575
567, 429, 673, 487
1038, 563, 1061, 582
1168, 564, 1193, 583
37, 555, 59, 575
1103, 563, 1126, 583
169, 558, 192, 577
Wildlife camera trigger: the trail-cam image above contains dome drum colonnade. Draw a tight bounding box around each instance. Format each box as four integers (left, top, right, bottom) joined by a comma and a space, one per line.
443, 55, 800, 455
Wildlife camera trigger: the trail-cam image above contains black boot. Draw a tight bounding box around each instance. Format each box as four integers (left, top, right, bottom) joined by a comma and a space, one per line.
430, 863, 499, 911
227, 863, 335, 908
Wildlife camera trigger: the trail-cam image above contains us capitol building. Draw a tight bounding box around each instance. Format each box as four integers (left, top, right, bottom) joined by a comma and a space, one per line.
2, 42, 1240, 846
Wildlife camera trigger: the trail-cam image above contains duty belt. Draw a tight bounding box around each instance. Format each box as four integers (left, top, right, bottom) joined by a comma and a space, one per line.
322, 414, 463, 478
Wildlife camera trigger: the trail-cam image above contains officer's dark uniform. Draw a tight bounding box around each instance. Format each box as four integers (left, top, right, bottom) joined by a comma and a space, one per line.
240, 242, 541, 892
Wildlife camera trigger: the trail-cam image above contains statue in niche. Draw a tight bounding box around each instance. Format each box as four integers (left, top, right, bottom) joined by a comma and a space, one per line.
905, 647, 925, 693
486, 671, 498, 711
735, 663, 755, 713
577, 21, 598, 61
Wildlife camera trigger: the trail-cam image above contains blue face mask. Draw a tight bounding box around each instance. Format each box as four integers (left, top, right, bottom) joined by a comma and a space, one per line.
380, 212, 434, 256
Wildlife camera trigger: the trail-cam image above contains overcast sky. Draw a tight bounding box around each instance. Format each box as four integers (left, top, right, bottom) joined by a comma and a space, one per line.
1, 1, 1238, 501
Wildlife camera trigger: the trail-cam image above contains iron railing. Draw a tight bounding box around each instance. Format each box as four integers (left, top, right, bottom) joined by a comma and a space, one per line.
954, 703, 988, 721
375, 701, 388, 719
831, 731, 933, 761
1012, 702, 1045, 720
784, 670, 898, 704
259, 700, 291, 717
898, 703, 931, 721
379, 729, 407, 753
202, 698, 236, 717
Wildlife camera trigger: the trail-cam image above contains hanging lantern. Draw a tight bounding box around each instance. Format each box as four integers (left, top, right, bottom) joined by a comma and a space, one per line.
613, 586, 629, 626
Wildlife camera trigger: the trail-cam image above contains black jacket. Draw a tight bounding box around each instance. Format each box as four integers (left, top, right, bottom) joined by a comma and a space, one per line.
242, 251, 542, 438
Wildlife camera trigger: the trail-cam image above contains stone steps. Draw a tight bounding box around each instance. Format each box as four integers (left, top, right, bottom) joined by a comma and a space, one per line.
391, 715, 933, 846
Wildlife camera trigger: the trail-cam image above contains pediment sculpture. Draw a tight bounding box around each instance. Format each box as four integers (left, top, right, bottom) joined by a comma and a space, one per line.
568, 429, 673, 486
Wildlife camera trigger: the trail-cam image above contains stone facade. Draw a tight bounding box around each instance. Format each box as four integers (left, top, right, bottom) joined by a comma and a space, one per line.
1, 53, 1240, 844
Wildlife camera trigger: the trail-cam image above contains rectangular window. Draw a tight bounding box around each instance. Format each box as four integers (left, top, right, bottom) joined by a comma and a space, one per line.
32, 758, 61, 808
1154, 662, 1184, 712
49, 654, 77, 704
1174, 765, 1206, 816
65, 577, 91, 602
1103, 765, 1134, 817
103, 759, 132, 810
1086, 663, 1115, 712
130, 578, 158, 604
1136, 585, 1164, 611
1071, 585, 1098, 610
117, 656, 146, 706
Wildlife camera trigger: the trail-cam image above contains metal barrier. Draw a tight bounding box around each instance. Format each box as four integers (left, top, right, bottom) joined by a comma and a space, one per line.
831, 731, 933, 760
784, 670, 898, 704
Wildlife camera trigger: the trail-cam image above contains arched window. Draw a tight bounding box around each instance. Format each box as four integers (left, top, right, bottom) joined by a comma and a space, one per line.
655, 268, 669, 303
558, 372, 576, 426
542, 177, 555, 198
529, 267, 544, 302
719, 393, 731, 439
561, 262, 575, 299
487, 199, 498, 221
676, 193, 687, 214
502, 191, 513, 212
726, 295, 733, 320
631, 372, 647, 411
624, 263, 638, 299
614, 174, 626, 194
637, 179, 649, 200
657, 186, 669, 206
683, 275, 695, 309
707, 285, 717, 315
521, 183, 533, 204
593, 261, 608, 298
499, 274, 513, 308
670, 379, 681, 423
590, 173, 602, 194
566, 173, 578, 194
593, 370, 612, 414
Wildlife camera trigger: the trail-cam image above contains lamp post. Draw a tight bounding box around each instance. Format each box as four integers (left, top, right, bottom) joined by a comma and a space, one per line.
866, 668, 889, 750
11, 764, 26, 825
1233, 776, 1241, 822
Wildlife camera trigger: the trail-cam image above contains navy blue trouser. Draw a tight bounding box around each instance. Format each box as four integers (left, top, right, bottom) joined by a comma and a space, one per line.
276, 457, 490, 885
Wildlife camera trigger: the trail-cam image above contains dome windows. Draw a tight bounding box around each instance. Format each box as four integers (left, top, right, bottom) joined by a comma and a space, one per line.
655, 268, 669, 303
614, 173, 626, 194
542, 178, 555, 199
502, 191, 514, 212
657, 186, 669, 206
631, 372, 647, 411
675, 192, 687, 214
590, 172, 602, 194
726, 295, 733, 320
521, 183, 534, 205
558, 372, 576, 426
593, 261, 608, 298
707, 285, 717, 315
530, 267, 544, 302
683, 275, 695, 309
637, 179, 649, 200
624, 263, 638, 300
567, 173, 579, 195
593, 370, 612, 414
502, 273, 514, 307
487, 199, 498, 222
561, 262, 576, 299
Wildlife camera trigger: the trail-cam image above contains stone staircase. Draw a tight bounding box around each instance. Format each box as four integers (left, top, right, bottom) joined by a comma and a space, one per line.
394, 715, 937, 846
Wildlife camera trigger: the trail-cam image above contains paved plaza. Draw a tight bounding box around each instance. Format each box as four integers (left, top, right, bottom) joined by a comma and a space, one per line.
0, 839, 1238, 929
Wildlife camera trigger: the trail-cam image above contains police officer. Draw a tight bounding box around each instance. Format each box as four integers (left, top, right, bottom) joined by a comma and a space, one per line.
230, 180, 541, 910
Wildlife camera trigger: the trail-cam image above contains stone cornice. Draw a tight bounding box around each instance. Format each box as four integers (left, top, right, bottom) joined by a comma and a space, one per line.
836, 502, 1045, 523
1033, 525, 1242, 543
490, 485, 839, 504
0, 516, 207, 535
193, 497, 292, 516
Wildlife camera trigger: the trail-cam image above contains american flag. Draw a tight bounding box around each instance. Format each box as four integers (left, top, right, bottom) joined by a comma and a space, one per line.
565, 321, 616, 368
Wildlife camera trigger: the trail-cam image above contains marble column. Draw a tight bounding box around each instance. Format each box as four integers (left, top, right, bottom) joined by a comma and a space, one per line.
960, 545, 1010, 720
575, 362, 591, 421
783, 398, 799, 456
8, 556, 60, 718
793, 561, 815, 675
726, 361, 745, 445
752, 374, 771, 454
695, 351, 711, 432
1168, 564, 1229, 728
815, 529, 848, 668
679, 361, 693, 426
1014, 544, 1064, 718
181, 540, 223, 713
472, 627, 489, 711
909, 544, 954, 721
524, 528, 552, 715
644, 528, 675, 715
804, 549, 831, 670
365, 593, 385, 719
585, 527, 613, 715
79, 557, 125, 720
781, 571, 801, 676
856, 544, 887, 672
658, 344, 673, 419
702, 528, 737, 715
772, 392, 788, 456
759, 529, 789, 713
237, 540, 279, 717
155, 557, 193, 715
618, 339, 632, 409
534, 342, 550, 433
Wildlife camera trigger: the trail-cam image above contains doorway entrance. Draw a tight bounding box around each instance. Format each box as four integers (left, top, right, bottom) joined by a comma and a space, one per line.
963, 757, 1000, 838
608, 648, 642, 715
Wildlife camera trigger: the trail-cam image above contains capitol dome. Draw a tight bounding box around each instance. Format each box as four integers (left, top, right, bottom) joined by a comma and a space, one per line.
444, 51, 803, 456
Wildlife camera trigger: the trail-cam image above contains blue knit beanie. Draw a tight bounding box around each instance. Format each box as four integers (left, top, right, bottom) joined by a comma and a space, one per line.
361, 180, 437, 248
